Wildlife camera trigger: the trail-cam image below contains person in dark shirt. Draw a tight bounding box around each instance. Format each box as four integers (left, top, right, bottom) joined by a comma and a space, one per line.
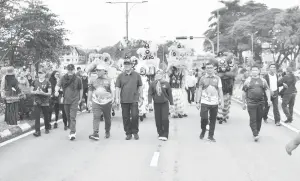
148, 69, 174, 141
242, 65, 271, 142
278, 67, 297, 123
80, 72, 89, 112
55, 64, 83, 141
115, 57, 143, 140
31, 68, 52, 137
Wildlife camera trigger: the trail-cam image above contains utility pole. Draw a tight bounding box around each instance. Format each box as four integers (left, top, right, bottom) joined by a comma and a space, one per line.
106, 1, 148, 42
217, 8, 220, 53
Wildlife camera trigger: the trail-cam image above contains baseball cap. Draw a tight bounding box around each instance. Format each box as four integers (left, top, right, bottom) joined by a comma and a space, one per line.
67, 64, 75, 71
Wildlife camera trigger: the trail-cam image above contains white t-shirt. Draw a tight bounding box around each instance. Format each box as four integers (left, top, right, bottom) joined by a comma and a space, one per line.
268, 73, 278, 91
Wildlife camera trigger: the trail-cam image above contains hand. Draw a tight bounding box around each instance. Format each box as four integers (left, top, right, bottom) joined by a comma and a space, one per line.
268, 100, 272, 106
196, 103, 201, 110
242, 103, 247, 110
78, 99, 82, 105
87, 101, 92, 109
219, 101, 224, 110
54, 91, 59, 97
283, 83, 288, 88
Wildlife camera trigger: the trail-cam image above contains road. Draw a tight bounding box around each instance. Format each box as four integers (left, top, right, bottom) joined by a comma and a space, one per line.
0, 103, 299, 181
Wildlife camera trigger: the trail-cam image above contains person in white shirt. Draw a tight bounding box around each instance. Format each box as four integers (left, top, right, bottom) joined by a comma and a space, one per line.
185, 71, 197, 104
262, 63, 281, 126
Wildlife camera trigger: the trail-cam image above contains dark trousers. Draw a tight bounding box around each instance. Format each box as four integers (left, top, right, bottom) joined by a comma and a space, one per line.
60, 104, 68, 126
34, 105, 51, 132
263, 91, 280, 123
247, 104, 264, 136
187, 87, 195, 103
154, 102, 169, 138
92, 101, 112, 133
64, 103, 78, 134
121, 102, 139, 135
282, 93, 297, 122
49, 102, 59, 122
200, 104, 218, 137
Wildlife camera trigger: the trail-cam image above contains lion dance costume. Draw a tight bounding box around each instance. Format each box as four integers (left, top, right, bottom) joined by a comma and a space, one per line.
135, 42, 160, 119
215, 52, 238, 124
166, 42, 194, 118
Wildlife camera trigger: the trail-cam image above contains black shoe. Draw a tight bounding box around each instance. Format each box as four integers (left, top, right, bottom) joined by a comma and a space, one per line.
54, 123, 58, 129
48, 124, 52, 130
178, 114, 183, 118
182, 114, 187, 117
284, 120, 292, 123
143, 114, 146, 118
133, 134, 139, 140
126, 134, 132, 140
219, 120, 223, 124
199, 131, 205, 139
264, 118, 268, 123
223, 119, 227, 123
208, 136, 216, 142
100, 115, 104, 121
33, 131, 41, 137
64, 125, 68, 130
139, 116, 144, 121
89, 133, 100, 140
45, 129, 50, 134
105, 132, 110, 139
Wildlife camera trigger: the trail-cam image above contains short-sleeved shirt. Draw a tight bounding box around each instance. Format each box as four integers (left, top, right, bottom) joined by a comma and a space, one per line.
32, 79, 51, 106
197, 74, 222, 105
242, 77, 268, 105
88, 76, 114, 105
57, 74, 82, 104
115, 70, 142, 103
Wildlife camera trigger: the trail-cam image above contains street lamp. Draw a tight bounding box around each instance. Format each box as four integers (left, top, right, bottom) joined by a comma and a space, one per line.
160, 36, 167, 62
106, 1, 148, 42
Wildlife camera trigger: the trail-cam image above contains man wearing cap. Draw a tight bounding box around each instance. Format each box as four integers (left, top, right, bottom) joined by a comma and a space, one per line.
31, 68, 52, 137
115, 56, 143, 140
55, 64, 83, 140
87, 63, 114, 140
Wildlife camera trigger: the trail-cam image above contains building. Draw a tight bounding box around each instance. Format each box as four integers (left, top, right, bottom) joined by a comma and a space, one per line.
59, 46, 87, 68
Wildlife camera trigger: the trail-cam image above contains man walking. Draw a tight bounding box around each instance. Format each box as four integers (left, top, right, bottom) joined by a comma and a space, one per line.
278, 66, 297, 123
185, 71, 197, 104
88, 63, 114, 140
196, 62, 224, 142
262, 64, 281, 126
242, 65, 271, 142
55, 64, 83, 140
115, 56, 143, 140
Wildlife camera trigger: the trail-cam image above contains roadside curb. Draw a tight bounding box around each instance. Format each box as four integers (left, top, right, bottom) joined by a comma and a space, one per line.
0, 111, 87, 145
232, 95, 300, 133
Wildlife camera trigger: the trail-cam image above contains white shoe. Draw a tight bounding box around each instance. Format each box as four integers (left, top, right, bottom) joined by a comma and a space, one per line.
69, 133, 76, 140
158, 137, 163, 140
161, 137, 168, 141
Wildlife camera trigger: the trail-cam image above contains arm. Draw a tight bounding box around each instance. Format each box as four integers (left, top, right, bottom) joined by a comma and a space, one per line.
242, 78, 249, 105
217, 77, 224, 105
263, 79, 271, 102
1, 76, 6, 98
110, 79, 115, 101
148, 82, 154, 104
43, 81, 52, 96
55, 77, 63, 93
137, 74, 143, 99
196, 77, 203, 103
167, 84, 174, 105
115, 75, 121, 102
79, 79, 83, 101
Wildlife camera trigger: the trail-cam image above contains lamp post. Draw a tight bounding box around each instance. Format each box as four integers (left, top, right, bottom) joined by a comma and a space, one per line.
160, 36, 166, 62
106, 1, 148, 42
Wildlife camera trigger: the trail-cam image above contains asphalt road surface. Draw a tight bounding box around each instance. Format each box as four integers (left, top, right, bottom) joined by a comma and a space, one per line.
0, 102, 299, 181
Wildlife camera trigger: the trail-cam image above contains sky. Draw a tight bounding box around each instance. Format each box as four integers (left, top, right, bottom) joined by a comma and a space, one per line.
42, 0, 300, 51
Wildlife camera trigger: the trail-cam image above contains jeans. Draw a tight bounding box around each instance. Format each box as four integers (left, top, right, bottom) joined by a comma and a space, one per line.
34, 105, 50, 132
154, 102, 169, 138
200, 104, 218, 137
92, 101, 112, 133
186, 87, 195, 103
282, 93, 297, 122
263, 90, 280, 123
121, 102, 139, 135
64, 103, 78, 134
247, 103, 264, 136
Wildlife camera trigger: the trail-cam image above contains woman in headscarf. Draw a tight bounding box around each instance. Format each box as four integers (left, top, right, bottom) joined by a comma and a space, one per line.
49, 70, 67, 129
0, 67, 24, 125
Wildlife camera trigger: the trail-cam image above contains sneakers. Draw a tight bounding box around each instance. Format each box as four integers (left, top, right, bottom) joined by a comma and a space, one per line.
126, 134, 132, 140
276, 122, 281, 126
89, 133, 100, 140
207, 136, 216, 142
159, 137, 168, 141
45, 129, 50, 134
133, 134, 139, 140
69, 133, 76, 141
64, 125, 68, 130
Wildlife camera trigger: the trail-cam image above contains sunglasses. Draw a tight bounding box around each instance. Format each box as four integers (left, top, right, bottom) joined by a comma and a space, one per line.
38, 72, 44, 74
124, 62, 131, 65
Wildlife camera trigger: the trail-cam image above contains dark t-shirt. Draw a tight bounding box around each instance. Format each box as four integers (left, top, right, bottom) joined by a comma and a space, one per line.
115, 71, 142, 103
32, 79, 51, 106
58, 74, 82, 104
242, 77, 268, 105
